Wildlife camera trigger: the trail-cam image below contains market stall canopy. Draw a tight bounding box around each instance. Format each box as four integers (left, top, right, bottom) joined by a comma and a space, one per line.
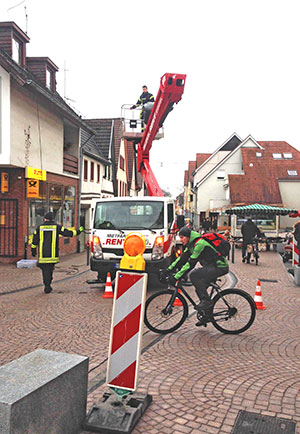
225, 204, 297, 216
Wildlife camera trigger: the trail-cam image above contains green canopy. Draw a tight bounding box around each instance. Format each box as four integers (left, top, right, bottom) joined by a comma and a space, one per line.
225, 204, 297, 216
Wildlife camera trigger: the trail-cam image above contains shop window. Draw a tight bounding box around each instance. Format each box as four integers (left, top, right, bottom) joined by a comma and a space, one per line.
49, 184, 63, 224
28, 182, 47, 236
63, 186, 75, 227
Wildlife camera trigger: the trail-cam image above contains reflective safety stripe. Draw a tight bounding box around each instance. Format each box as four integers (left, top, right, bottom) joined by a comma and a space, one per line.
31, 244, 37, 248
52, 229, 57, 259
39, 257, 59, 264
39, 226, 57, 262
72, 229, 77, 236
39, 228, 44, 261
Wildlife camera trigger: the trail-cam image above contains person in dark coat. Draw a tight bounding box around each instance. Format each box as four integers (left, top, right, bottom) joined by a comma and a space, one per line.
293, 220, 300, 244
241, 217, 261, 262
202, 218, 211, 233
212, 217, 218, 231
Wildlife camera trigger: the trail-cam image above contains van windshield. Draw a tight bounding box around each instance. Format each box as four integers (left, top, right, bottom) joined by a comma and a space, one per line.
94, 201, 164, 230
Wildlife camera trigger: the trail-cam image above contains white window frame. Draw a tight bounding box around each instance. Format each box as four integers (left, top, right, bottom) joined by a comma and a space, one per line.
287, 170, 298, 176
272, 153, 282, 159
283, 153, 293, 159
12, 37, 21, 64
216, 170, 225, 180
46, 69, 52, 89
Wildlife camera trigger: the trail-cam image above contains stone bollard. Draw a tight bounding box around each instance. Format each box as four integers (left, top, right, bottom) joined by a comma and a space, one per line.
0, 349, 88, 434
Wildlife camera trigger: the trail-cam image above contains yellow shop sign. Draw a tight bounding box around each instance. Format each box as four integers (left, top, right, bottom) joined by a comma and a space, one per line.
25, 166, 46, 181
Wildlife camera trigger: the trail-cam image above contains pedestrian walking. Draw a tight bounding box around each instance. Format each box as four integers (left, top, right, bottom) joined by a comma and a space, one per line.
241, 217, 261, 263
31, 212, 84, 293
202, 218, 211, 233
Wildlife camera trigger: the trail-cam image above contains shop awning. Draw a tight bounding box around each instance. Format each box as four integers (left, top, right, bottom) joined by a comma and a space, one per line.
225, 204, 297, 216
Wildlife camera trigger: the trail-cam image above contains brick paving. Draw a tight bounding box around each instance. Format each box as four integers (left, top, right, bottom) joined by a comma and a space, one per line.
0, 249, 300, 433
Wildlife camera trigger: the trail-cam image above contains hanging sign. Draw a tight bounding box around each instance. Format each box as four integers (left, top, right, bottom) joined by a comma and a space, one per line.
26, 179, 39, 198
25, 166, 46, 181
1, 173, 9, 193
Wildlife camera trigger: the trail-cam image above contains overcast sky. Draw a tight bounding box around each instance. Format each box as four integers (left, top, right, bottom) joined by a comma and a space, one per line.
2, 0, 300, 196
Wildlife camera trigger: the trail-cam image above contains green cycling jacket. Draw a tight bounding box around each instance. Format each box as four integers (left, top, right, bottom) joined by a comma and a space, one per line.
168, 230, 229, 280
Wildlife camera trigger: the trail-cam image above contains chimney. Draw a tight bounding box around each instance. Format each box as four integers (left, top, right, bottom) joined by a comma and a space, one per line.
0, 21, 30, 67
26, 57, 59, 92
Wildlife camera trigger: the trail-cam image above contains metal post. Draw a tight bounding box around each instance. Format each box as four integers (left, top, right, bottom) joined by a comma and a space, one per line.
86, 242, 90, 266
24, 236, 28, 259
231, 241, 235, 264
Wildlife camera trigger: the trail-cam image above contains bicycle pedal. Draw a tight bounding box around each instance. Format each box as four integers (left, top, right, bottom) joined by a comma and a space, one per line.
195, 320, 207, 327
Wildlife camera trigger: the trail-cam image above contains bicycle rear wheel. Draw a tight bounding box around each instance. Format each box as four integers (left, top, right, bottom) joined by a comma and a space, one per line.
144, 289, 188, 334
211, 288, 256, 334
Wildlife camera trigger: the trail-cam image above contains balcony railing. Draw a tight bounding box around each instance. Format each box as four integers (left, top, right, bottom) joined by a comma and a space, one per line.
63, 153, 78, 175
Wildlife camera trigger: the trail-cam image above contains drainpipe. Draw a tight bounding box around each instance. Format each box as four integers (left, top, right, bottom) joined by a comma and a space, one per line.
77, 131, 95, 253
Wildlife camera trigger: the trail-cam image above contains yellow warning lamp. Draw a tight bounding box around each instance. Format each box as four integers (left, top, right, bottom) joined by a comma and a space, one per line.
120, 232, 146, 271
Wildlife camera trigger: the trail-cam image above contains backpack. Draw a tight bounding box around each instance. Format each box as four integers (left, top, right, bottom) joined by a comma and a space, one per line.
195, 232, 230, 258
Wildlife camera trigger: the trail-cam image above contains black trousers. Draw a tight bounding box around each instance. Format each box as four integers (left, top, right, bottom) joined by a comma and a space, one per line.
38, 263, 55, 288
190, 264, 229, 301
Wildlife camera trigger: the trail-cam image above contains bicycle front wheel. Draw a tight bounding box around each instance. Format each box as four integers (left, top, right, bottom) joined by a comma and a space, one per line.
211, 288, 256, 334
144, 289, 188, 334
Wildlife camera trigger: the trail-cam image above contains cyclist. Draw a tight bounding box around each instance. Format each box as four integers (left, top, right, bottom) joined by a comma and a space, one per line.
164, 226, 229, 326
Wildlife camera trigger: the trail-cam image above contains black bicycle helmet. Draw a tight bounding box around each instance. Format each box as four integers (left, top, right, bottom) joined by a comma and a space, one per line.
178, 226, 191, 237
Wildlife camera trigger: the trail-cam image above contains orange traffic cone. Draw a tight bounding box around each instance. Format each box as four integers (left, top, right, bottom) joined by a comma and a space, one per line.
254, 280, 266, 310
173, 288, 183, 306
102, 272, 114, 299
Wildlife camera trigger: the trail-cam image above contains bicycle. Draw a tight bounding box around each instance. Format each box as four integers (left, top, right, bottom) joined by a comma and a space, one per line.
144, 276, 256, 335
243, 237, 265, 265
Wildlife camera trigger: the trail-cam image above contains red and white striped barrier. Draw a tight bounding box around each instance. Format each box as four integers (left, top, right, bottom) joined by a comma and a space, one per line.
106, 271, 148, 391
292, 237, 299, 266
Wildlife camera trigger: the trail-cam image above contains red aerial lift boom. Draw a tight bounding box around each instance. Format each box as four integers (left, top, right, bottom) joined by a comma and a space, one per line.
137, 73, 186, 196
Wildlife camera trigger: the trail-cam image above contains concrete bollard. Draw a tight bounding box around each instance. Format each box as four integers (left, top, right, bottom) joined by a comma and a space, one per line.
0, 349, 89, 434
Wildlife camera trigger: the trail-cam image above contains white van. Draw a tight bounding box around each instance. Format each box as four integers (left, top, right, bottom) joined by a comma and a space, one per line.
90, 196, 179, 282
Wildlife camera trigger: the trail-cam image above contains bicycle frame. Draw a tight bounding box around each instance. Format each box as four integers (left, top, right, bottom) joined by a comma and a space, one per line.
169, 279, 226, 308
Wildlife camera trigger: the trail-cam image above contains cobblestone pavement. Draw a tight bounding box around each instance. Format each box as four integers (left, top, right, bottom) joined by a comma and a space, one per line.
0, 250, 300, 433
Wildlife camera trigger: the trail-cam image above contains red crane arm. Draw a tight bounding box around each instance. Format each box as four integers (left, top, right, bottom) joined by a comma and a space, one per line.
137, 73, 186, 196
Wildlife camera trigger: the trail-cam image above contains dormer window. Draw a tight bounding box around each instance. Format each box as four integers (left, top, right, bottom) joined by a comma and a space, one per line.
272, 153, 282, 159
12, 37, 21, 64
283, 153, 293, 159
288, 170, 298, 176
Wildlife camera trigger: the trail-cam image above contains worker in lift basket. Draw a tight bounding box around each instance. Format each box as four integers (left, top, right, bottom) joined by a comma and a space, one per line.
130, 85, 155, 131
31, 212, 84, 294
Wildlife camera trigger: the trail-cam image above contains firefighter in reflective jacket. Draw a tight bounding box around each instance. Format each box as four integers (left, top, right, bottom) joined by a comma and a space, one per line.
31, 212, 84, 293
130, 85, 155, 130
